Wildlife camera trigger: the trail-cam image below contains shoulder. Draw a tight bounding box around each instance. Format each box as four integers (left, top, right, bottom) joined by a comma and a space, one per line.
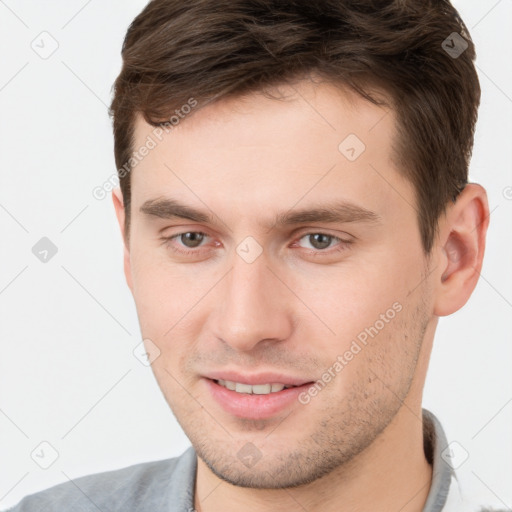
3, 447, 196, 512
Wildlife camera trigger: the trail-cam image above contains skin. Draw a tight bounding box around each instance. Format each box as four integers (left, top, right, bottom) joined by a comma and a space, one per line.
112, 78, 489, 512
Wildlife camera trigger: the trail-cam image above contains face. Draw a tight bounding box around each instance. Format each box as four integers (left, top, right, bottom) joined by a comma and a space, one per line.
116, 79, 436, 488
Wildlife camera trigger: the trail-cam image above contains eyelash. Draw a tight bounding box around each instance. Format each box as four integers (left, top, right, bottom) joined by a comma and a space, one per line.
161, 231, 353, 257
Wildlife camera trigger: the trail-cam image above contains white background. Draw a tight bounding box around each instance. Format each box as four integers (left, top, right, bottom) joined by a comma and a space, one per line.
0, 0, 511, 509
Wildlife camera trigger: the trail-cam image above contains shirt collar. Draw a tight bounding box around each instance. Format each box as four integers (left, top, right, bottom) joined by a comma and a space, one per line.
421, 408, 456, 512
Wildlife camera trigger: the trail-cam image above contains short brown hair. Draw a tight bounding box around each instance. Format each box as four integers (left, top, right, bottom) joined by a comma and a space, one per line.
109, 0, 480, 253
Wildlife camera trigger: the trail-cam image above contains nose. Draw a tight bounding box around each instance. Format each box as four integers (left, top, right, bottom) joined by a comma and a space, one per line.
212, 251, 294, 353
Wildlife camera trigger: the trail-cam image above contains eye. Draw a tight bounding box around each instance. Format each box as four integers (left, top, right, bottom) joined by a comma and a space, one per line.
174, 232, 207, 248
295, 232, 352, 252
163, 231, 211, 255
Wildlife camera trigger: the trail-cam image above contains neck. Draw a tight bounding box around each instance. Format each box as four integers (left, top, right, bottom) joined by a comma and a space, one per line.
194, 404, 432, 512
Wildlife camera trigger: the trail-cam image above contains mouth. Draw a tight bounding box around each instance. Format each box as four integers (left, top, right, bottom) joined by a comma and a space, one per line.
215, 379, 298, 395
203, 376, 315, 420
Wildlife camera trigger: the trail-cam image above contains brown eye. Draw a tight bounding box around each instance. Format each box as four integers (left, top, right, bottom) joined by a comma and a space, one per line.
162, 231, 211, 256
179, 232, 206, 248
306, 233, 333, 250
298, 233, 338, 250
294, 232, 354, 256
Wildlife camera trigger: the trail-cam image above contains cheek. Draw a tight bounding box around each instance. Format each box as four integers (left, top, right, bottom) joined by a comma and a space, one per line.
292, 249, 422, 372
314, 296, 424, 409
129, 249, 176, 336
128, 248, 218, 359
304, 257, 413, 332
129, 242, 184, 300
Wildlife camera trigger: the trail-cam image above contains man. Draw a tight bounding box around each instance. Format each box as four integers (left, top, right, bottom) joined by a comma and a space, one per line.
5, 1, 504, 511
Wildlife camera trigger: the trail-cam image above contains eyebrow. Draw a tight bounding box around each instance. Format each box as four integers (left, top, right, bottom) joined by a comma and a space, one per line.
140, 197, 382, 229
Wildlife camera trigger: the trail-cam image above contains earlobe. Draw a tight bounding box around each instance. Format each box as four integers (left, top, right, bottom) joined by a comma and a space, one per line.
433, 184, 489, 316
111, 188, 133, 292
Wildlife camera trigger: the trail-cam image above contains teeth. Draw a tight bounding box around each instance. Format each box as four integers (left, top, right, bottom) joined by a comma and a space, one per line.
252, 384, 271, 394
235, 382, 253, 394
216, 380, 293, 395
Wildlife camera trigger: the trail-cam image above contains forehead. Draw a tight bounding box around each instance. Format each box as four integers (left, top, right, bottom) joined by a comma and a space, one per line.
133, 79, 394, 152
129, 79, 415, 227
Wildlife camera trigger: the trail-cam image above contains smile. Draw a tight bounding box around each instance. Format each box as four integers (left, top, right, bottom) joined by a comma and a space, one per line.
215, 379, 296, 395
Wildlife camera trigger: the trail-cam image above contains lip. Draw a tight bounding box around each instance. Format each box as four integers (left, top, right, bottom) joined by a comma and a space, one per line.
202, 376, 315, 420
203, 370, 313, 387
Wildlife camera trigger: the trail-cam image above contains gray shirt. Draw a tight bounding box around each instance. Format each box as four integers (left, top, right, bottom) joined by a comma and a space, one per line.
1, 408, 499, 511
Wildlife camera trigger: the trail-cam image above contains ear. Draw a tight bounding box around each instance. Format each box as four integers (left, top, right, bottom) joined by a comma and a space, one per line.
433, 183, 490, 316
112, 188, 133, 292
